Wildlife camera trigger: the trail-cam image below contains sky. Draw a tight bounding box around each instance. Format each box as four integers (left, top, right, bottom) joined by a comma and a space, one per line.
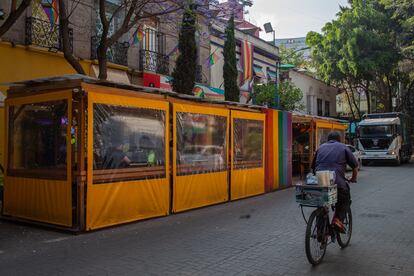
243, 0, 349, 40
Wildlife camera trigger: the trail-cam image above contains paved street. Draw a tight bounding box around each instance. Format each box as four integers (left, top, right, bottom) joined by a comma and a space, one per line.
1, 162, 414, 276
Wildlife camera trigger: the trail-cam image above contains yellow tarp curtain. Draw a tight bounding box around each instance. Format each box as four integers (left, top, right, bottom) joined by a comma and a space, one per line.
86, 88, 170, 230
172, 103, 229, 212
3, 91, 73, 227
231, 110, 266, 200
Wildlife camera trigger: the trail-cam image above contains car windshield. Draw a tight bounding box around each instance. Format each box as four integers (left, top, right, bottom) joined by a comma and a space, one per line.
359, 125, 393, 137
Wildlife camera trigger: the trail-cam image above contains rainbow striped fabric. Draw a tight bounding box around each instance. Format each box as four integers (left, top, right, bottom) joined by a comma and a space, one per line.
42, 0, 59, 28
264, 110, 293, 192
240, 40, 253, 86
132, 27, 144, 45
206, 50, 220, 67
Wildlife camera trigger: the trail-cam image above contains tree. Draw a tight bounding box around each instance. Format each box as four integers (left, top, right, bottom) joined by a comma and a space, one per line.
58, 0, 86, 75
381, 0, 414, 60
381, 0, 414, 115
223, 15, 239, 101
0, 0, 31, 37
278, 45, 306, 68
171, 2, 197, 95
306, 0, 400, 117
96, 0, 184, 80
253, 82, 304, 111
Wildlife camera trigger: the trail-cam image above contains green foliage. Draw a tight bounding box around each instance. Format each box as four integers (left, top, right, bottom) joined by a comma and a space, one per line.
305, 0, 409, 115
171, 2, 197, 95
223, 16, 240, 102
254, 82, 304, 111
381, 0, 414, 59
278, 45, 306, 68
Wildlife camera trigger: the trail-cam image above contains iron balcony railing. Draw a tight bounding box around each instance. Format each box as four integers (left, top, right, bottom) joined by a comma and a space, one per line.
139, 49, 170, 75
91, 36, 129, 66
25, 17, 73, 52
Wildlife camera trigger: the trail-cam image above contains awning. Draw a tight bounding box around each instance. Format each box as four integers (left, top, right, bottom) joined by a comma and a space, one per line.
253, 65, 266, 79
91, 65, 130, 85
280, 64, 295, 70
193, 84, 224, 100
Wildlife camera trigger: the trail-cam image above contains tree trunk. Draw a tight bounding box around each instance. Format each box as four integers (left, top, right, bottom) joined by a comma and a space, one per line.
346, 80, 361, 119
365, 80, 371, 114
0, 0, 31, 37
58, 0, 85, 75
97, 43, 108, 80
342, 81, 356, 121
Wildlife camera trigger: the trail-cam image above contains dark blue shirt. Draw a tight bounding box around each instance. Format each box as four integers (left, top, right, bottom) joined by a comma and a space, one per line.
312, 140, 358, 189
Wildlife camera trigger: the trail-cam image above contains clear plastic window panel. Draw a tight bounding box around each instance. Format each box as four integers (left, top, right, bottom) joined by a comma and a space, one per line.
233, 118, 264, 170
93, 104, 166, 184
8, 100, 68, 177
176, 112, 227, 175
318, 128, 332, 146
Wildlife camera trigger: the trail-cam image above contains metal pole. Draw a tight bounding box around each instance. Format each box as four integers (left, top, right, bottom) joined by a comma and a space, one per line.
273, 30, 279, 109
274, 60, 280, 109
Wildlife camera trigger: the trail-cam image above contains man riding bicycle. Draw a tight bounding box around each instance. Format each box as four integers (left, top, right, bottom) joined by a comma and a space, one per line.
311, 131, 358, 233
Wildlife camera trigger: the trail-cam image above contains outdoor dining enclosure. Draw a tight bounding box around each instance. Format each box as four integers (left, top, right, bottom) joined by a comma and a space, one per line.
2, 76, 281, 231
291, 112, 348, 179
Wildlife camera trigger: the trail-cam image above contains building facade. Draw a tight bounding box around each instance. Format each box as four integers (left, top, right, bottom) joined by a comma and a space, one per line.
209, 22, 279, 102
0, 0, 280, 168
288, 70, 338, 117
274, 37, 310, 58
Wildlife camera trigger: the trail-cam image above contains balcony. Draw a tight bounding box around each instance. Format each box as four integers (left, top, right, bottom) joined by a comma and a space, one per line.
91, 36, 129, 66
139, 49, 170, 75
25, 17, 73, 52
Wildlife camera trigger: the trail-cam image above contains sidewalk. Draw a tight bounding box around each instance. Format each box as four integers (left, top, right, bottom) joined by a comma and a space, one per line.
1, 163, 414, 275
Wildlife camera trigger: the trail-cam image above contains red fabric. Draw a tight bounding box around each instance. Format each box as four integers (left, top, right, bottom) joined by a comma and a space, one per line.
143, 72, 160, 88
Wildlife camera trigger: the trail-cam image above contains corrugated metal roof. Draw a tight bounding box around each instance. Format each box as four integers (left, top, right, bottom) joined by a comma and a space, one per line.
2, 74, 265, 110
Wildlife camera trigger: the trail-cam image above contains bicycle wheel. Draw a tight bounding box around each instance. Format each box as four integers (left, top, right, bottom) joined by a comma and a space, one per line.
305, 208, 327, 265
337, 207, 352, 248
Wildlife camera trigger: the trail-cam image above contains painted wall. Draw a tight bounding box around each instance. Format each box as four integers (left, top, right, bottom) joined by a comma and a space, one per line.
289, 70, 338, 117
0, 42, 92, 169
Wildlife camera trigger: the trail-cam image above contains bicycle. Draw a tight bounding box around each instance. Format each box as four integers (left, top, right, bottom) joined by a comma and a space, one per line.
296, 184, 353, 265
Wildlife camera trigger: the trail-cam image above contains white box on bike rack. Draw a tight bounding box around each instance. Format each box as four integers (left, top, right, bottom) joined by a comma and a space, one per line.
295, 185, 337, 207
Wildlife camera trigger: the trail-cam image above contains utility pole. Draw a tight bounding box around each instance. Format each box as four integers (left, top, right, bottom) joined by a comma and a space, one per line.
263, 22, 279, 109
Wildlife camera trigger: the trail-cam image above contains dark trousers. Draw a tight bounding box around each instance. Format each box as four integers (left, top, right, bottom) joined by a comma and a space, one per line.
335, 184, 351, 221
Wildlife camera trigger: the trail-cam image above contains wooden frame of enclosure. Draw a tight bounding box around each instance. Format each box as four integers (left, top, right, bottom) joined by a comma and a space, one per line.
292, 112, 347, 178
2, 76, 271, 231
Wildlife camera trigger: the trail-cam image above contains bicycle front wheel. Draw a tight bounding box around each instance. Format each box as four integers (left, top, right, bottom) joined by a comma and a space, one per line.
305, 208, 327, 265
337, 207, 353, 248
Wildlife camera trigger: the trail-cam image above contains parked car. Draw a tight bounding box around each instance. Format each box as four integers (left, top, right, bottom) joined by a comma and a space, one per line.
346, 144, 363, 170
179, 145, 225, 170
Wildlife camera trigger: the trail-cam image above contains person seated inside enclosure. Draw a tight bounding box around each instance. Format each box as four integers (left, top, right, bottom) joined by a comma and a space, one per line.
102, 142, 131, 169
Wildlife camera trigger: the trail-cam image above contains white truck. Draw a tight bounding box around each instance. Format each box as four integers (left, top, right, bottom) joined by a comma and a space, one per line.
357, 113, 412, 165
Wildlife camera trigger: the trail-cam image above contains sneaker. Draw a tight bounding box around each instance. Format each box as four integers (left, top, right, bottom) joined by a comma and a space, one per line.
333, 218, 346, 233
